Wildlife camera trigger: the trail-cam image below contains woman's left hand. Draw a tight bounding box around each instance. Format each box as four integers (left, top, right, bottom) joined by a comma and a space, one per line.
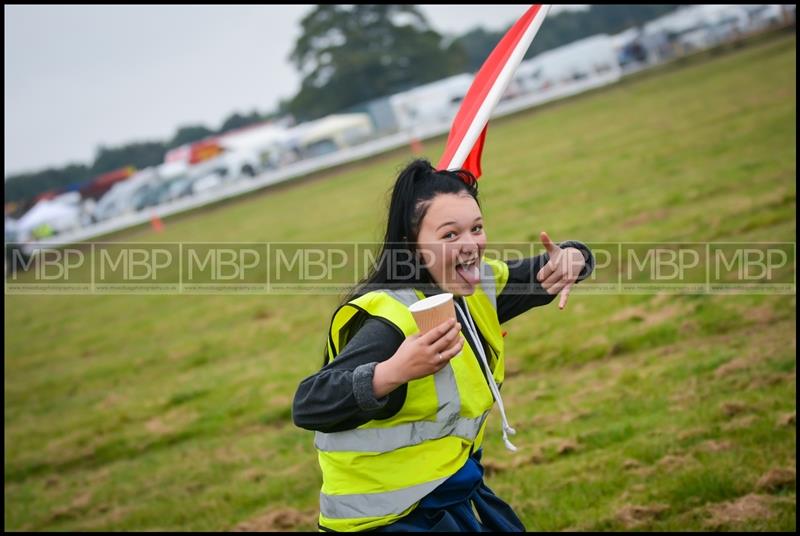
535, 231, 586, 310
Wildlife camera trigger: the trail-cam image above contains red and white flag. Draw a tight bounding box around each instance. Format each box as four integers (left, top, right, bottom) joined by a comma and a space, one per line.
438, 5, 551, 178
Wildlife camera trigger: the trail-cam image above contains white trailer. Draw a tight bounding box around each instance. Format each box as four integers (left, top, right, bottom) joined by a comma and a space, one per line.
217, 122, 292, 176
288, 113, 374, 158
387, 73, 473, 132
513, 34, 622, 94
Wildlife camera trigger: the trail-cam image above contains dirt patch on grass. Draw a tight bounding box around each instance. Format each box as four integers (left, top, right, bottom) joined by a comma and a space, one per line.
45, 430, 89, 458
669, 387, 699, 412
622, 459, 656, 478
623, 459, 642, 470
272, 462, 312, 479
504, 364, 523, 378
557, 440, 579, 456
755, 467, 795, 492
623, 208, 669, 228
213, 445, 250, 464
483, 450, 546, 476
482, 460, 505, 476
611, 307, 646, 323
231, 507, 318, 531
615, 503, 669, 528
631, 466, 655, 478
722, 414, 759, 431
697, 439, 735, 453
703, 493, 776, 529
742, 306, 776, 325
747, 372, 795, 390
657, 453, 697, 471
511, 388, 551, 406
144, 409, 197, 436
714, 357, 752, 378
610, 303, 684, 328
650, 293, 673, 307
677, 426, 707, 440
252, 308, 273, 321
526, 410, 592, 427
99, 392, 126, 409
580, 334, 609, 349
776, 412, 795, 427
239, 468, 267, 483
720, 401, 750, 418
679, 319, 700, 336
564, 410, 593, 423
643, 304, 686, 327
46, 491, 93, 524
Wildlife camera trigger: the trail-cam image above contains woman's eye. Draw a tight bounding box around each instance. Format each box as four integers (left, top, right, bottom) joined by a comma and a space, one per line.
472, 225, 483, 233
442, 231, 457, 239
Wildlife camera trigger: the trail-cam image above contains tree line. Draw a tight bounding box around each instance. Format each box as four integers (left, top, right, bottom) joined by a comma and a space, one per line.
5, 4, 679, 208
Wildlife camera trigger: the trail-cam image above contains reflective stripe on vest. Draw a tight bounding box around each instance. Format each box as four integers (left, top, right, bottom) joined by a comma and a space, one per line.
479, 260, 497, 309
320, 476, 450, 519
316, 362, 489, 452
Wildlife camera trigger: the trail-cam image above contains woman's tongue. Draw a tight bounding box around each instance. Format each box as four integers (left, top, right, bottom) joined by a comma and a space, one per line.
455, 262, 481, 286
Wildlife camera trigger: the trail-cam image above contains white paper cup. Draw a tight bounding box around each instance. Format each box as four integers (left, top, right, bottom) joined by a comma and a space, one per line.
408, 293, 455, 335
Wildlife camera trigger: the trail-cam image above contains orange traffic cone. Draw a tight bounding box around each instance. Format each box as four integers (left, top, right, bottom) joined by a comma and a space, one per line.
410, 137, 424, 154
150, 211, 165, 233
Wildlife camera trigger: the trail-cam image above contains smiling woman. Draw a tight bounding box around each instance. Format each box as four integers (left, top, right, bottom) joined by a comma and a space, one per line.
292, 158, 595, 531
417, 194, 487, 294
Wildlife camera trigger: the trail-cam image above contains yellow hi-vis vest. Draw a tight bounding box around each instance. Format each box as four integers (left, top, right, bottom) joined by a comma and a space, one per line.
316, 257, 510, 532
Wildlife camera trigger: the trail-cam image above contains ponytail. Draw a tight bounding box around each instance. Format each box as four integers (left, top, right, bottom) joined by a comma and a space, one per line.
341, 159, 479, 305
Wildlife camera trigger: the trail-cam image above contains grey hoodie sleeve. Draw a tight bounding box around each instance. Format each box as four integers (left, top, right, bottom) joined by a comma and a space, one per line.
292, 316, 407, 433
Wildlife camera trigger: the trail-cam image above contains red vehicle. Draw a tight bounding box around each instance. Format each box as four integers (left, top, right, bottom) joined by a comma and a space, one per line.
79, 166, 136, 200
165, 138, 224, 165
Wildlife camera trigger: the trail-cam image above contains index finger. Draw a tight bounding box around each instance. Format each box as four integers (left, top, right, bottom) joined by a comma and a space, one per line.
537, 258, 555, 283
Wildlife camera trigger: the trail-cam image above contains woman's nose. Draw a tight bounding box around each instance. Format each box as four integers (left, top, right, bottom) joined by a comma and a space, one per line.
458, 236, 480, 254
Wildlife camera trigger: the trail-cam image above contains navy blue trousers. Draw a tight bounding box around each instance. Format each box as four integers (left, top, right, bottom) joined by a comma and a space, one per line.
374, 449, 525, 532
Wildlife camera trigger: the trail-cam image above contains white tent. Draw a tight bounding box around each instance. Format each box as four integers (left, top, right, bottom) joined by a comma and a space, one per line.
16, 199, 82, 239
157, 160, 189, 180
218, 122, 289, 153
290, 114, 374, 157
217, 123, 292, 174
388, 74, 473, 132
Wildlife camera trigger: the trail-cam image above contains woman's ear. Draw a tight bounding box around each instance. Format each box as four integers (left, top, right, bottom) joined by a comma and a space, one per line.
415, 248, 431, 268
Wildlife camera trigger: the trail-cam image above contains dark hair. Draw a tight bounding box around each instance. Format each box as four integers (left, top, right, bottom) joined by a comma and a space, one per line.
341, 158, 479, 305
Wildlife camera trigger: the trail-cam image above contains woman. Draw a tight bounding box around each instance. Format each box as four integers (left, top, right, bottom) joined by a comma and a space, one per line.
293, 159, 595, 532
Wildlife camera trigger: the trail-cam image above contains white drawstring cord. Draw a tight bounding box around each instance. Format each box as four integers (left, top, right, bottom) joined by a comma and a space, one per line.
455, 301, 518, 452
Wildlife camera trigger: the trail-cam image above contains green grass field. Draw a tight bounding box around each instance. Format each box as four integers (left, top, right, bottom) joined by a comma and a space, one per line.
5, 31, 796, 531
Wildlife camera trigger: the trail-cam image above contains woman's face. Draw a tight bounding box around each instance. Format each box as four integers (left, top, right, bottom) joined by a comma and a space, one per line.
415, 193, 487, 297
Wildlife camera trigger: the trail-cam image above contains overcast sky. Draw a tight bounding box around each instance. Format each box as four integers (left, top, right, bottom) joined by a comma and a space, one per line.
4, 5, 588, 178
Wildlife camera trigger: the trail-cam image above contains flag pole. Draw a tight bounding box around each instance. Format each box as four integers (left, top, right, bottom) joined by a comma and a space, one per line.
439, 5, 551, 176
